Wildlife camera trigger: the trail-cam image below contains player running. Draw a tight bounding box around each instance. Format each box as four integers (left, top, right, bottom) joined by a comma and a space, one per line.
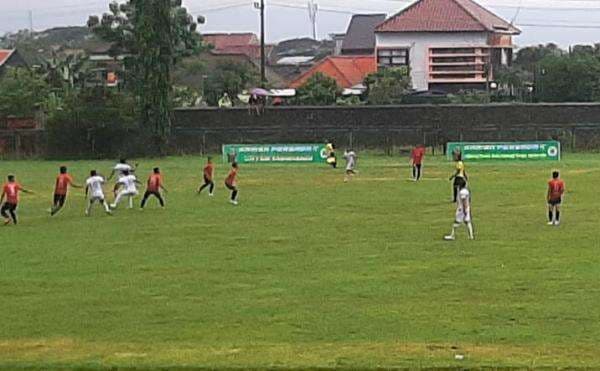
111, 170, 141, 209
547, 171, 565, 226
225, 162, 239, 205
409, 144, 426, 181
141, 168, 167, 209
1, 175, 32, 225
343, 149, 357, 182
85, 170, 111, 216
449, 150, 468, 202
108, 158, 138, 181
444, 177, 474, 241
326, 140, 337, 169
197, 157, 215, 196
50, 166, 82, 216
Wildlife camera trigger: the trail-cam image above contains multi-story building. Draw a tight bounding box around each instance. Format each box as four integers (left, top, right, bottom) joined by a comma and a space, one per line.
375, 0, 520, 92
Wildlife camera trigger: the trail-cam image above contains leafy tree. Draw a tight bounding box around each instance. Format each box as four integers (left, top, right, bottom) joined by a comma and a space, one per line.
364, 67, 411, 105
537, 54, 600, 102
514, 43, 564, 72
494, 65, 533, 101
88, 0, 204, 153
0, 68, 50, 117
203, 61, 259, 106
293, 73, 340, 106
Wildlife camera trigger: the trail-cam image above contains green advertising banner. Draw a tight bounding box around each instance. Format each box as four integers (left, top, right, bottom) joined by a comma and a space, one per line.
447, 141, 561, 161
222, 144, 327, 164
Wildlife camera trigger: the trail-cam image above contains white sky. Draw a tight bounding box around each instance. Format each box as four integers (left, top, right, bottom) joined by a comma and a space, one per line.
1, 0, 600, 47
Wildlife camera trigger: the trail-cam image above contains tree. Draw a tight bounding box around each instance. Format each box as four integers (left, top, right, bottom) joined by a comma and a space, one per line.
364, 67, 411, 105
494, 65, 533, 101
0, 68, 50, 117
293, 73, 340, 106
514, 43, 564, 72
537, 54, 600, 102
88, 0, 204, 154
203, 61, 259, 106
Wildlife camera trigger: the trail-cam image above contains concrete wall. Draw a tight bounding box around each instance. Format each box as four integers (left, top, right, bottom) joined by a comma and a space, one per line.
172, 104, 600, 155
376, 32, 489, 90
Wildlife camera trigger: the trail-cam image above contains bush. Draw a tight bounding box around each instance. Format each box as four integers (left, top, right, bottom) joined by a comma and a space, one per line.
46, 88, 142, 159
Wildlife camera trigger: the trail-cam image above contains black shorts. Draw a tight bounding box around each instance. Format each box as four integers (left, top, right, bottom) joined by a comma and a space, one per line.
225, 183, 237, 191
1, 202, 16, 213
144, 190, 161, 198
204, 176, 213, 184
54, 194, 67, 206
548, 198, 562, 206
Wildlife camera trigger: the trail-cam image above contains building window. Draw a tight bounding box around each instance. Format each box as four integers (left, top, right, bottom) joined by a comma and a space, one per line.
428, 47, 489, 83
377, 48, 409, 67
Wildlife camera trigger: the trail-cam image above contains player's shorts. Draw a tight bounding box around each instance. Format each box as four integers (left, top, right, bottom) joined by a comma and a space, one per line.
53, 194, 67, 206
90, 194, 105, 202
548, 198, 562, 206
204, 176, 213, 184
1, 202, 17, 213
225, 183, 237, 191
455, 210, 472, 224
119, 190, 139, 197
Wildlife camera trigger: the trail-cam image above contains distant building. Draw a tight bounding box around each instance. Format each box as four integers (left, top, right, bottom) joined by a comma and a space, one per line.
330, 33, 346, 56
289, 55, 377, 89
375, 0, 520, 92
0, 49, 28, 75
341, 14, 387, 55
203, 33, 272, 60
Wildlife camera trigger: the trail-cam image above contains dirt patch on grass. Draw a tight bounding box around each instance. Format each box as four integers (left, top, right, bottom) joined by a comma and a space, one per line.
1, 339, 599, 368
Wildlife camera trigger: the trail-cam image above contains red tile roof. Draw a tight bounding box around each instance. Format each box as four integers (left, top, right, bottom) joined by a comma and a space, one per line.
0, 49, 15, 66
377, 0, 520, 34
203, 33, 259, 50
290, 56, 377, 89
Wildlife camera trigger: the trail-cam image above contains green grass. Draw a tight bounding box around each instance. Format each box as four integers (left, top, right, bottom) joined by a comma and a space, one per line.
1, 154, 599, 369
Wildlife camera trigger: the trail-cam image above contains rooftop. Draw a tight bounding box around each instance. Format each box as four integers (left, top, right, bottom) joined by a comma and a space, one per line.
376, 0, 520, 34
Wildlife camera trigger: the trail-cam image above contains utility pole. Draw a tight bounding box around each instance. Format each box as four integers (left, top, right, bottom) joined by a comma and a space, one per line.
28, 10, 34, 35
259, 0, 266, 87
308, 0, 318, 40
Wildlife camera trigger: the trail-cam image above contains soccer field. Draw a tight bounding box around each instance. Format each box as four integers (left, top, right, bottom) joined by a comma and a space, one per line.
1, 154, 600, 369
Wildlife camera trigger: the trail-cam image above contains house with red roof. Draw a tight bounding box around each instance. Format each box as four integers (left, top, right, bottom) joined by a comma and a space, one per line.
0, 49, 28, 75
375, 0, 520, 92
289, 55, 377, 89
203, 33, 272, 60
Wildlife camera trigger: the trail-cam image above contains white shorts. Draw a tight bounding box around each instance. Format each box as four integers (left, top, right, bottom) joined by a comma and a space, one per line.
455, 210, 471, 224
90, 194, 105, 202
119, 190, 139, 197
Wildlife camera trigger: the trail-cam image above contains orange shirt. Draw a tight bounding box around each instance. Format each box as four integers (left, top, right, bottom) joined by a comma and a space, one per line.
411, 147, 425, 165
147, 173, 162, 192
204, 163, 214, 180
548, 179, 565, 200
55, 174, 73, 195
225, 168, 238, 186
3, 182, 22, 204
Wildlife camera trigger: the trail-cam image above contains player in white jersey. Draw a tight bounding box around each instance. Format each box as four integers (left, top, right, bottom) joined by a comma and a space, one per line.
108, 158, 138, 181
85, 170, 111, 216
343, 149, 357, 183
444, 178, 474, 241
110, 169, 141, 209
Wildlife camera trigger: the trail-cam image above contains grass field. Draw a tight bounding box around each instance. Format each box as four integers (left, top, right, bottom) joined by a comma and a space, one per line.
1, 154, 600, 370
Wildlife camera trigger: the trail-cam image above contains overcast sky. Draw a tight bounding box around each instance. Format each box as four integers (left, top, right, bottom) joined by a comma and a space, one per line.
1, 0, 600, 48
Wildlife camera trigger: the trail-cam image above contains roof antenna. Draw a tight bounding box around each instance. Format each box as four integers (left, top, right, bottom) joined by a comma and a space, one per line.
510, 0, 523, 25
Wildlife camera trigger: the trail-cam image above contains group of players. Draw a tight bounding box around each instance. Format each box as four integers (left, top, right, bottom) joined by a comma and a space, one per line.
1, 146, 566, 240
0, 157, 241, 225
407, 144, 566, 241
